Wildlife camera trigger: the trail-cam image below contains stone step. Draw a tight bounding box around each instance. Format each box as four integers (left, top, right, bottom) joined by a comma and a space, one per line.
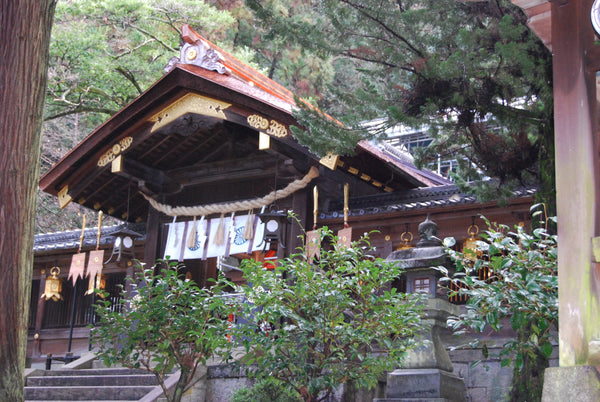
27, 374, 159, 387
24, 385, 156, 401
36, 368, 148, 377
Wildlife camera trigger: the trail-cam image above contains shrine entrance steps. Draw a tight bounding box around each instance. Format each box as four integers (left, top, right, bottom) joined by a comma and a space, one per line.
24, 367, 166, 401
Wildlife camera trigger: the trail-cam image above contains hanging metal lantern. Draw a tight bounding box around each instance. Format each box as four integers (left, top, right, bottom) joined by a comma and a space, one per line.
258, 211, 290, 248
396, 223, 414, 250
41, 266, 63, 302
96, 274, 107, 298
105, 226, 143, 266
463, 220, 480, 261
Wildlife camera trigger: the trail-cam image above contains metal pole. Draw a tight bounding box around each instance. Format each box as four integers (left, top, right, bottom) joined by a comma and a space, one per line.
67, 280, 77, 353
89, 290, 96, 351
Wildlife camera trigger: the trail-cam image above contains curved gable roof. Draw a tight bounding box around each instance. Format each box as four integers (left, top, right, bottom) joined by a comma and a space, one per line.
40, 26, 448, 223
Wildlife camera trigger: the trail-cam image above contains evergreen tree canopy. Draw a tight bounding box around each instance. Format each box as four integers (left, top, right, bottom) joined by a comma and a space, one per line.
246, 0, 554, 201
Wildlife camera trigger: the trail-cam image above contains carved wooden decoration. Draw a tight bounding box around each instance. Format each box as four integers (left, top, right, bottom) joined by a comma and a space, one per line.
247, 114, 288, 137
180, 41, 226, 74
97, 137, 133, 167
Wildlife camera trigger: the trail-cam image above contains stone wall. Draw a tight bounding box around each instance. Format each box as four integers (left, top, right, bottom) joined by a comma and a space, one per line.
191, 342, 558, 402
447, 345, 558, 402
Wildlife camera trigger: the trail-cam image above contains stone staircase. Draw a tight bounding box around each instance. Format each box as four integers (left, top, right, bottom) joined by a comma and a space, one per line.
24, 367, 164, 401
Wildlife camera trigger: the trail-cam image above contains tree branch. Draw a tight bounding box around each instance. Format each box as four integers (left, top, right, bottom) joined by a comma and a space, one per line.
113, 38, 155, 60
44, 106, 117, 121
128, 23, 177, 53
340, 0, 425, 58
115, 66, 143, 94
340, 51, 397, 68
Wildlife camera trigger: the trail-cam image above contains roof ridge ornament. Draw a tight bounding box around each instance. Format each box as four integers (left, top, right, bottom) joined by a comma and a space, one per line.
165, 24, 226, 74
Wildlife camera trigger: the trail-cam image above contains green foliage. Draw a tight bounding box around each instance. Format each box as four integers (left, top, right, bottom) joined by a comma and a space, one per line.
246, 0, 554, 201
438, 212, 557, 401
236, 0, 334, 100
47, 0, 237, 120
92, 259, 234, 402
39, 0, 240, 231
231, 378, 300, 402
233, 227, 425, 402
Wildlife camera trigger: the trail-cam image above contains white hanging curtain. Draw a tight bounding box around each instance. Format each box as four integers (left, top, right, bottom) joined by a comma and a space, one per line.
164, 213, 264, 260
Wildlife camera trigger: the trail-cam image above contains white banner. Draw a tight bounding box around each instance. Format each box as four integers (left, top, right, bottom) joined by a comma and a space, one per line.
164, 214, 265, 261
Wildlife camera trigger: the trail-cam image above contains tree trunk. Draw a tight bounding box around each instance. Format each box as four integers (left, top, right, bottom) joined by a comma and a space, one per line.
0, 2, 57, 400
509, 322, 549, 402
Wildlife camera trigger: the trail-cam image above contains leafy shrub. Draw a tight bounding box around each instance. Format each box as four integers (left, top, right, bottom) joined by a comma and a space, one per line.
232, 227, 426, 402
93, 259, 234, 402
231, 378, 300, 402
438, 213, 557, 402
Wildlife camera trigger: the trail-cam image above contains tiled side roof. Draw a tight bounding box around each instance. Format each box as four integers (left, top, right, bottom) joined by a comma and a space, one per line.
357, 141, 453, 187
34, 223, 146, 253
321, 184, 536, 220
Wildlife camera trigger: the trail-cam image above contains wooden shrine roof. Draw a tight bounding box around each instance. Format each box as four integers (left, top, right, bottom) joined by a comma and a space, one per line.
321, 183, 536, 222
511, 0, 551, 50
34, 223, 145, 255
39, 25, 449, 224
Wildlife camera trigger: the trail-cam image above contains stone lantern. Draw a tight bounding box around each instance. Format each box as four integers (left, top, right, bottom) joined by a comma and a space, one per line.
375, 215, 465, 402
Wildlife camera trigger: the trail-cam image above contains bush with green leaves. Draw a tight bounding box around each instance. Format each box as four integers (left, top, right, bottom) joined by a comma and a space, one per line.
230, 378, 300, 402
438, 213, 557, 402
93, 260, 234, 402
233, 227, 425, 402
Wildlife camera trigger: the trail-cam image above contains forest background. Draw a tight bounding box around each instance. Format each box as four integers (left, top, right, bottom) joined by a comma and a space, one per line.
38, 0, 554, 233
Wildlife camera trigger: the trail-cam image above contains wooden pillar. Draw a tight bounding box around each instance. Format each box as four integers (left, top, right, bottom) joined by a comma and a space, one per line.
288, 187, 308, 253
33, 271, 47, 357
551, 0, 600, 366
143, 205, 161, 268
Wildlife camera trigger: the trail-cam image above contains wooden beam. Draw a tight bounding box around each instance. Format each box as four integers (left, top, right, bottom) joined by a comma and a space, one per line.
114, 157, 182, 195
168, 155, 290, 187
53, 122, 155, 205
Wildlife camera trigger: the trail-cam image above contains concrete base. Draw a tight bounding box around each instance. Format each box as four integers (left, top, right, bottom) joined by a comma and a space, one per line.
542, 366, 600, 402
374, 368, 465, 402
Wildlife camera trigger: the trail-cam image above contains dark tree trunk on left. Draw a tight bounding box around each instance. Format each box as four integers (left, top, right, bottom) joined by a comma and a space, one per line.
0, 2, 56, 400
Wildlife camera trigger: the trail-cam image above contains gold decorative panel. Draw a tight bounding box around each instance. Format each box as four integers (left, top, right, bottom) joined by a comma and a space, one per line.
319, 153, 339, 170
58, 185, 72, 209
247, 114, 288, 137
97, 137, 133, 167
149, 93, 231, 132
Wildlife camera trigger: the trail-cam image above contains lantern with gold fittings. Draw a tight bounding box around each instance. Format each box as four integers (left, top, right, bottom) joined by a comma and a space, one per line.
396, 223, 414, 250
462, 217, 481, 261
41, 266, 63, 301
